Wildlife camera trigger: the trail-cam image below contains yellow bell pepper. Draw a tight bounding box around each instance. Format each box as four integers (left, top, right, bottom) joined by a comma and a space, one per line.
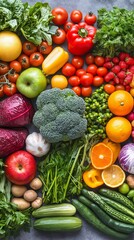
42, 46, 69, 76
83, 168, 104, 188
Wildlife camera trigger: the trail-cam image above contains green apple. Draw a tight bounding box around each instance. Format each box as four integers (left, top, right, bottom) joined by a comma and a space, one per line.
16, 67, 47, 98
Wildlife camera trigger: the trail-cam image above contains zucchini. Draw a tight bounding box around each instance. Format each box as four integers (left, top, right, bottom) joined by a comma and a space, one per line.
79, 195, 134, 234
82, 189, 134, 224
72, 199, 129, 239
99, 195, 134, 218
33, 216, 82, 232
32, 203, 76, 218
99, 188, 134, 211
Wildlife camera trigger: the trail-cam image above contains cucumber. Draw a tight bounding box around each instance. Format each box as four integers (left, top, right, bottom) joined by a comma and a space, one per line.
79, 195, 134, 234
33, 216, 82, 232
32, 203, 76, 218
82, 189, 134, 225
72, 199, 129, 239
99, 195, 134, 218
99, 188, 134, 211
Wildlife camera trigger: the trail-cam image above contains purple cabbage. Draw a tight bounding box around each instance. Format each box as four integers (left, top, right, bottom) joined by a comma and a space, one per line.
118, 143, 134, 174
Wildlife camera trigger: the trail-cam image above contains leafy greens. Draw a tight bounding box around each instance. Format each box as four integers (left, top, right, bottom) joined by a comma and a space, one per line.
0, 0, 57, 45
93, 7, 134, 57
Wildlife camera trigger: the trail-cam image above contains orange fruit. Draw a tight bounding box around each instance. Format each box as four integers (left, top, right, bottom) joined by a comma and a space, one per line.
106, 116, 132, 143
51, 75, 68, 89
103, 138, 121, 164
108, 90, 133, 116
90, 143, 113, 170
102, 164, 126, 188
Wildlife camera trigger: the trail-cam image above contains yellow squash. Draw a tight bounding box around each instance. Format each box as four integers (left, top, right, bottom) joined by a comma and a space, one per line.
42, 46, 69, 76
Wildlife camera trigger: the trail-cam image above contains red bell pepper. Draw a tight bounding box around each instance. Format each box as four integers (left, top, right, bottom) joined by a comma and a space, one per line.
66, 22, 96, 56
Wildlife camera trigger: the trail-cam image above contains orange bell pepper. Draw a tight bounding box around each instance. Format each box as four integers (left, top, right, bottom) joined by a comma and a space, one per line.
42, 46, 69, 76
83, 168, 104, 188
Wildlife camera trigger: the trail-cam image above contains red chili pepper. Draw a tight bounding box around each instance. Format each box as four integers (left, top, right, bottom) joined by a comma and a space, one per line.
66, 22, 96, 56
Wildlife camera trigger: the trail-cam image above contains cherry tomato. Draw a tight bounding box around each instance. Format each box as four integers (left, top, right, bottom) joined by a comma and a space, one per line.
9, 60, 22, 73
64, 21, 74, 32
81, 86, 92, 97
104, 84, 115, 94
76, 68, 86, 77
22, 41, 37, 56
70, 10, 83, 23
0, 61, 9, 75
93, 76, 104, 87
52, 7, 68, 26
38, 41, 53, 55
0, 76, 6, 83
94, 56, 105, 66
85, 53, 95, 65
71, 56, 84, 69
62, 63, 76, 77
0, 86, 4, 98
68, 76, 81, 86
3, 83, 17, 96
97, 67, 108, 77
18, 54, 30, 69
80, 73, 93, 86
7, 72, 19, 83
52, 28, 66, 45
84, 12, 97, 25
29, 52, 44, 67
86, 64, 98, 75
72, 86, 81, 96
115, 84, 125, 91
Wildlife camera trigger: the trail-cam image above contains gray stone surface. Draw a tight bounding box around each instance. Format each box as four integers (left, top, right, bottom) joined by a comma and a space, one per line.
10, 0, 134, 239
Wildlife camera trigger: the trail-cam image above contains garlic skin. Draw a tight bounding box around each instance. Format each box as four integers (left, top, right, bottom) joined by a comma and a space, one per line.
25, 132, 51, 157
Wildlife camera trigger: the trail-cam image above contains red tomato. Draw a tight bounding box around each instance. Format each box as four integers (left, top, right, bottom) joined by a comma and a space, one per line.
8, 72, 19, 83
64, 21, 74, 32
3, 83, 17, 96
86, 64, 98, 75
68, 76, 81, 86
62, 63, 76, 77
104, 84, 115, 94
38, 41, 53, 55
115, 84, 125, 91
18, 54, 30, 69
29, 52, 44, 67
0, 86, 4, 98
97, 67, 108, 77
22, 41, 37, 56
80, 73, 93, 86
52, 7, 68, 26
72, 86, 81, 96
9, 60, 22, 73
85, 53, 95, 65
94, 56, 105, 66
76, 68, 86, 77
70, 10, 83, 23
52, 28, 66, 45
93, 76, 104, 87
0, 61, 9, 75
84, 12, 97, 25
81, 86, 92, 97
71, 56, 84, 69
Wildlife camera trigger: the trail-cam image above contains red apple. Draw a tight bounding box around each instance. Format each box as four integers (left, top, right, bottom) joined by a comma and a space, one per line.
5, 150, 37, 185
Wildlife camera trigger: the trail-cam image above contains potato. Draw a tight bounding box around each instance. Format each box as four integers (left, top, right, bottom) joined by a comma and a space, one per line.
11, 185, 27, 197
31, 197, 43, 209
29, 177, 42, 190
11, 198, 30, 210
24, 189, 37, 202
126, 175, 134, 189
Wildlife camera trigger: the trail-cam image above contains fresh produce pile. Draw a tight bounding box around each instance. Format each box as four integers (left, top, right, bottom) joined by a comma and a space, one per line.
0, 0, 134, 239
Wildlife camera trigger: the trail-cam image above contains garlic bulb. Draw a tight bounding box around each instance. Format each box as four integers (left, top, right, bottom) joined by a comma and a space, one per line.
25, 132, 51, 157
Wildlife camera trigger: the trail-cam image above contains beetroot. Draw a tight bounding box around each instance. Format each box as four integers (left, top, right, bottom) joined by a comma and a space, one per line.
0, 128, 28, 158
0, 93, 34, 127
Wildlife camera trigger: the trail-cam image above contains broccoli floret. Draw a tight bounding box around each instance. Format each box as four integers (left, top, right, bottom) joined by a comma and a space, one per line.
33, 88, 87, 143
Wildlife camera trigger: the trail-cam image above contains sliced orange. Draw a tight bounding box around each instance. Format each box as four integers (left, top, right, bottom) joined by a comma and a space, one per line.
103, 138, 121, 164
102, 164, 126, 188
90, 143, 113, 170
